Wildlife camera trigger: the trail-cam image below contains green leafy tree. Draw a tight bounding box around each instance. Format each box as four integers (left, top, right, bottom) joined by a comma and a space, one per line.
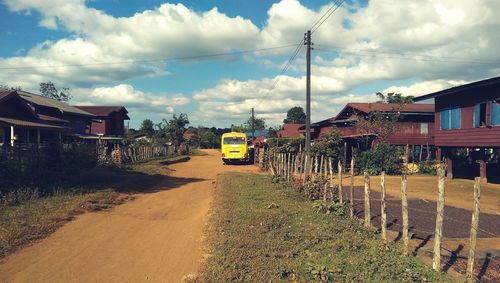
376, 92, 414, 104
267, 126, 280, 138
140, 119, 155, 137
157, 113, 189, 146
283, 106, 306, 124
201, 131, 218, 148
243, 116, 266, 131
310, 127, 343, 162
39, 81, 71, 102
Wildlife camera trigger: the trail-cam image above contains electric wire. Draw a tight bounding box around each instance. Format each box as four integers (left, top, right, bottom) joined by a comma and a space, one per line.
0, 44, 299, 70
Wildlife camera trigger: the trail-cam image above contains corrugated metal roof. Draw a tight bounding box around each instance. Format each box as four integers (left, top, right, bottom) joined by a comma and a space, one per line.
414, 76, 500, 101
75, 106, 129, 118
347, 103, 434, 113
0, 90, 15, 102
0, 117, 66, 129
17, 91, 95, 117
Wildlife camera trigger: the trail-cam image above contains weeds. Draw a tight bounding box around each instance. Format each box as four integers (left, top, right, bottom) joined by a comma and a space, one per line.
198, 173, 453, 282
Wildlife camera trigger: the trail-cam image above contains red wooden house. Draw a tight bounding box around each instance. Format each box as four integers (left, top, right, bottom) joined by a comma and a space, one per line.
415, 76, 500, 183
75, 106, 130, 136
301, 102, 435, 161
277, 124, 304, 138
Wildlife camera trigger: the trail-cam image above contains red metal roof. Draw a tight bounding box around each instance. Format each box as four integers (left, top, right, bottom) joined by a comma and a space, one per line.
278, 124, 305, 138
346, 103, 434, 114
75, 106, 129, 117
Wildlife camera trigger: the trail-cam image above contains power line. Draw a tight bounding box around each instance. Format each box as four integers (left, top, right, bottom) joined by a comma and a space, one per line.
0, 44, 299, 70
311, 0, 345, 34
252, 39, 305, 110
314, 44, 500, 65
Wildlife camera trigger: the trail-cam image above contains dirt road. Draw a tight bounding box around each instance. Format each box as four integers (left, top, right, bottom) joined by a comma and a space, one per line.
0, 149, 258, 283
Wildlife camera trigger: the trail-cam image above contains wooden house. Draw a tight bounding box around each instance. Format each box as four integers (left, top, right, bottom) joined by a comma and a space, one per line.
277, 124, 304, 138
301, 103, 435, 161
75, 106, 130, 136
415, 76, 500, 183
0, 90, 95, 146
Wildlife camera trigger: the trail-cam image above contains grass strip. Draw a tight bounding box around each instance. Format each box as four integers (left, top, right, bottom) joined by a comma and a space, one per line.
198, 173, 454, 282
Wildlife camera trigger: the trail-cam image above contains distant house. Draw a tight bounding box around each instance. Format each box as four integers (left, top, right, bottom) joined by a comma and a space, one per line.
277, 124, 304, 138
301, 102, 435, 161
183, 132, 194, 140
0, 90, 95, 146
75, 106, 130, 136
415, 76, 500, 183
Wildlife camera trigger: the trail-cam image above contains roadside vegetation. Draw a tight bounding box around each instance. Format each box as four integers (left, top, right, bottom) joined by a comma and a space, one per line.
0, 154, 191, 259
198, 173, 453, 282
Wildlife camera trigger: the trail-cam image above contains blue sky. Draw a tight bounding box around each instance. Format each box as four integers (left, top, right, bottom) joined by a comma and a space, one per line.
1, 0, 499, 129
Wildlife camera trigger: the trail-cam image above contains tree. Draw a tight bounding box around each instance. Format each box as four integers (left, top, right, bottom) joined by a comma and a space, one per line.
157, 113, 189, 146
0, 84, 22, 91
283, 106, 306, 124
244, 116, 266, 131
140, 119, 155, 137
376, 92, 414, 104
267, 126, 280, 138
39, 82, 72, 102
310, 127, 344, 162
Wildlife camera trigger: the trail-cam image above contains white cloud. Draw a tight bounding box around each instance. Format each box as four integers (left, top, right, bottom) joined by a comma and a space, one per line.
382, 79, 467, 97
72, 84, 189, 115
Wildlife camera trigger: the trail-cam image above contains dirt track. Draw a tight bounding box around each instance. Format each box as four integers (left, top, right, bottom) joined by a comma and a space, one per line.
0, 149, 258, 283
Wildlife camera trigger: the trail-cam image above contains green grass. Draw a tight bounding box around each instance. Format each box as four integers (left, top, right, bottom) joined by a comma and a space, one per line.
198, 173, 454, 282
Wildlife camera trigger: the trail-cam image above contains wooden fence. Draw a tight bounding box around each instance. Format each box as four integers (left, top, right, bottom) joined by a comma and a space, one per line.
253, 147, 499, 282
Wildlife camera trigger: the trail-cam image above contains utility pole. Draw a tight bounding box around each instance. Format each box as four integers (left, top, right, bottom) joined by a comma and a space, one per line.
251, 107, 255, 139
304, 30, 312, 176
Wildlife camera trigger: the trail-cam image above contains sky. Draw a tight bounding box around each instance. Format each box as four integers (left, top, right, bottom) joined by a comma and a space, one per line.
1, 0, 499, 129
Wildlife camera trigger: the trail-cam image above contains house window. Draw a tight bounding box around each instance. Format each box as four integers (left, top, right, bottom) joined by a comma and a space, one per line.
492, 100, 500, 126
474, 102, 487, 128
420, 123, 428, 134
440, 107, 461, 130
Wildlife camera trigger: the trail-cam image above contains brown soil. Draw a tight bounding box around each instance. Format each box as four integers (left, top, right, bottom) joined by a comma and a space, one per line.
0, 149, 258, 283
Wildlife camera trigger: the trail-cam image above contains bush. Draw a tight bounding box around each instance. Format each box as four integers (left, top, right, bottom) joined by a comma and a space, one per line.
418, 160, 437, 175
356, 143, 402, 175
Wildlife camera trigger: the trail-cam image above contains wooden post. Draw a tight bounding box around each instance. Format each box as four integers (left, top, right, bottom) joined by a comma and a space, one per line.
466, 178, 481, 281
287, 153, 291, 183
433, 167, 446, 271
319, 155, 324, 175
338, 160, 343, 203
364, 171, 371, 228
380, 171, 387, 242
401, 174, 409, 254
329, 157, 334, 200
350, 157, 355, 218
314, 156, 319, 175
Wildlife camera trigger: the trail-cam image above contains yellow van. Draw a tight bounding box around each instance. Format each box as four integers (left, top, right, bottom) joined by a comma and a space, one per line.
221, 132, 250, 164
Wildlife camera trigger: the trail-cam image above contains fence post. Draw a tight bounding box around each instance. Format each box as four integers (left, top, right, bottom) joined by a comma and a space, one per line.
329, 157, 334, 200
380, 171, 387, 242
338, 160, 343, 203
466, 177, 481, 281
401, 173, 409, 254
350, 157, 355, 218
364, 171, 371, 227
433, 167, 446, 271
287, 153, 291, 183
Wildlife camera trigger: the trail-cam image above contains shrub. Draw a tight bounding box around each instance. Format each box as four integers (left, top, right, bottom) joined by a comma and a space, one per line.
418, 160, 437, 175
356, 143, 402, 175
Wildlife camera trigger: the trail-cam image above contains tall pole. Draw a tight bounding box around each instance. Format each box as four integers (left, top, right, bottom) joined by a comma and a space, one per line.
304, 30, 312, 176
251, 107, 255, 139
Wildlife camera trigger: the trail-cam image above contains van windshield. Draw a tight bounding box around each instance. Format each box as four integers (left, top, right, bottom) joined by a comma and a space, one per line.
223, 137, 245, 144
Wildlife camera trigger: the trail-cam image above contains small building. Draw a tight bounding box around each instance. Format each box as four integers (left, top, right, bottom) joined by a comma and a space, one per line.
277, 124, 304, 138
75, 106, 130, 136
0, 90, 95, 146
415, 76, 500, 183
